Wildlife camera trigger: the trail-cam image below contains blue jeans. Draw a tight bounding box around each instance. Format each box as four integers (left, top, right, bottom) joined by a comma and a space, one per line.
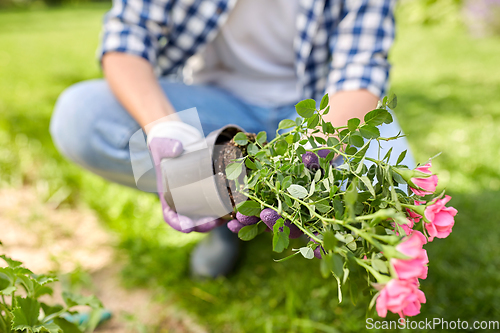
50, 79, 415, 190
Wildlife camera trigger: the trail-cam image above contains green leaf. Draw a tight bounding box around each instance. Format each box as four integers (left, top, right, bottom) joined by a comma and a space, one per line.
372, 258, 389, 274
323, 105, 331, 115
383, 147, 393, 162
320, 93, 329, 110
315, 136, 326, 145
299, 247, 315, 259
295, 99, 316, 118
307, 136, 318, 149
278, 119, 296, 130
40, 303, 64, 317
11, 297, 40, 329
344, 179, 358, 205
359, 176, 376, 197
238, 224, 260, 241
315, 202, 331, 213
287, 184, 308, 199
0, 255, 22, 267
236, 200, 261, 216
233, 132, 248, 145
62, 292, 103, 309
347, 118, 360, 132
314, 169, 322, 182
282, 176, 292, 190
384, 112, 393, 124
246, 174, 260, 189
364, 109, 390, 126
256, 131, 267, 145
52, 318, 82, 333
307, 114, 320, 129
225, 162, 243, 180
330, 254, 344, 279
322, 253, 344, 279
308, 179, 316, 197
333, 199, 344, 219
247, 143, 259, 155
349, 134, 364, 147
17, 275, 35, 297
296, 145, 306, 155
387, 93, 398, 109
359, 125, 380, 139
396, 150, 407, 165
339, 129, 349, 141
327, 137, 339, 147
1, 285, 16, 296
272, 219, 290, 253
323, 230, 338, 251
244, 158, 257, 170
274, 140, 288, 155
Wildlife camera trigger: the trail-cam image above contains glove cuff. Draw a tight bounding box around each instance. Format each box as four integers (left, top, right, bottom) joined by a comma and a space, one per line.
147, 121, 203, 147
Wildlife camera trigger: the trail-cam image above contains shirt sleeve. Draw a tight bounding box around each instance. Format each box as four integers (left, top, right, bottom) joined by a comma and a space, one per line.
98, 0, 170, 67
327, 0, 396, 99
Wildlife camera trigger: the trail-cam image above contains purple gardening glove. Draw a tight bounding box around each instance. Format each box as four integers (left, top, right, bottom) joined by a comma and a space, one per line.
147, 122, 226, 233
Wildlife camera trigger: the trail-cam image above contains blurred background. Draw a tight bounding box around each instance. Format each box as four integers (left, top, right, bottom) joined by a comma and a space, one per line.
0, 0, 499, 332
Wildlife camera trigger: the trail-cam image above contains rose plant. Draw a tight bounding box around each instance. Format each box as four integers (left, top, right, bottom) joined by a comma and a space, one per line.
224, 94, 457, 318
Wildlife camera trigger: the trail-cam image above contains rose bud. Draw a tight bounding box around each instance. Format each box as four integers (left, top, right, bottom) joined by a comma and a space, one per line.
410, 163, 439, 196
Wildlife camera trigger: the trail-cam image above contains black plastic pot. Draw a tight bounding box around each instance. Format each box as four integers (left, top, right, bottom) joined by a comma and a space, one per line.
160, 125, 247, 219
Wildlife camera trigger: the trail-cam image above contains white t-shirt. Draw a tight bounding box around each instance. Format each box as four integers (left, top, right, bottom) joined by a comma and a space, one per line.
188, 0, 301, 107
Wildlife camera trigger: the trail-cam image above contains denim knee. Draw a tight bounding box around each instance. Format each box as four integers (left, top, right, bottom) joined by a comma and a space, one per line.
50, 81, 103, 169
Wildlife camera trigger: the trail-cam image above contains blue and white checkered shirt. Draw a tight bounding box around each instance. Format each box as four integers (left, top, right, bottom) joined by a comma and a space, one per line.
99, 0, 396, 101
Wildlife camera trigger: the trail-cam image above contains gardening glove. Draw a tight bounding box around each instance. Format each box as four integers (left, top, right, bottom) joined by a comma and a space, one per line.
147, 121, 225, 233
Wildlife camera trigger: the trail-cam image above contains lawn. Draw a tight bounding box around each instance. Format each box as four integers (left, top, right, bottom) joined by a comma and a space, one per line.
1, 4, 499, 332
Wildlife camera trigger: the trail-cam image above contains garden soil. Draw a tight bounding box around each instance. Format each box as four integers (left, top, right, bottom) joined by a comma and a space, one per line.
0, 187, 207, 333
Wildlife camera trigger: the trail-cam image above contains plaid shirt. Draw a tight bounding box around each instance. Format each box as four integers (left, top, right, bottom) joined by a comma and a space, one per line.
99, 0, 396, 101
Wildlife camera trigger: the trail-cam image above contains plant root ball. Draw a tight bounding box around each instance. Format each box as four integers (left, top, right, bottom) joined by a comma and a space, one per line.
227, 219, 244, 233
260, 208, 303, 238
301, 151, 320, 171
236, 212, 260, 226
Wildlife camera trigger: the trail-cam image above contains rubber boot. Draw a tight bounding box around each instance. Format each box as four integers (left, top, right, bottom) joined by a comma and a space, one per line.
190, 225, 240, 278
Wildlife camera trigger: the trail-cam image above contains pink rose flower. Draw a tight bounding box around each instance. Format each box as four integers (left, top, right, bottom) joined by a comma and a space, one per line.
424, 195, 458, 241
394, 203, 424, 236
376, 278, 426, 318
393, 219, 414, 237
407, 204, 423, 224
410, 163, 438, 196
391, 231, 428, 280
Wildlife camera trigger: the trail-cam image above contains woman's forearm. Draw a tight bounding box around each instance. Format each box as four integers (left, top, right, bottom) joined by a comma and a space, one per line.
324, 90, 379, 128
102, 52, 180, 133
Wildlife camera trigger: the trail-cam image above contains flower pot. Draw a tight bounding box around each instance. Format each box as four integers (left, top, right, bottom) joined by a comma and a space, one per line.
160, 125, 247, 219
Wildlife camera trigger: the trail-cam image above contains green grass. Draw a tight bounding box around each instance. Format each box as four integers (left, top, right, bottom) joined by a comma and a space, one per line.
1, 5, 499, 332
